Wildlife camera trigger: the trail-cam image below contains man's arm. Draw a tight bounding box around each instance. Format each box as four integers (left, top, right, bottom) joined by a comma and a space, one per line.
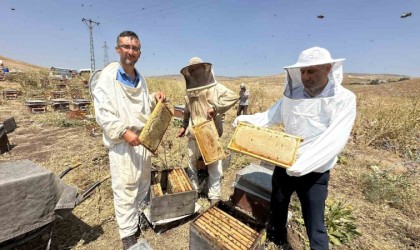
232, 99, 283, 128
92, 73, 128, 141
178, 98, 190, 137
211, 84, 239, 114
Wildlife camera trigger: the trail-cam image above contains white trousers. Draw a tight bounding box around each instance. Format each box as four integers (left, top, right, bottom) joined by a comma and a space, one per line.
187, 139, 222, 200
109, 143, 151, 239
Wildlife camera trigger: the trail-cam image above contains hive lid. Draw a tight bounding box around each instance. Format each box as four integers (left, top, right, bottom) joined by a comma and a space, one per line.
25, 100, 47, 105
228, 122, 303, 168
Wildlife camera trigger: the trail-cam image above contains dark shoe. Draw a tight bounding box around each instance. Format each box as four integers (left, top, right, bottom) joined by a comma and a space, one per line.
122, 234, 138, 250
209, 199, 220, 206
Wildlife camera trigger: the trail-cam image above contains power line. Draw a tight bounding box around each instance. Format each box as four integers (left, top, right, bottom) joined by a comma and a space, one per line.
82, 18, 100, 72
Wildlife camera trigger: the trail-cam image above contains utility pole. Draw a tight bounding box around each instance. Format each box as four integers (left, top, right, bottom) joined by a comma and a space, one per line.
82, 18, 100, 72
102, 41, 109, 67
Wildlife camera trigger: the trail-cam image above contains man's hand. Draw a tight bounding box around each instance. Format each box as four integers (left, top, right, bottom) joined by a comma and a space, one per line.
207, 108, 215, 120
155, 92, 166, 102
177, 127, 186, 137
123, 129, 141, 146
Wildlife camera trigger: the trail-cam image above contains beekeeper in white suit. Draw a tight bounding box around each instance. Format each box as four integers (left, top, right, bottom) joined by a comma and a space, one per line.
233, 47, 356, 249
92, 31, 165, 250
178, 57, 238, 205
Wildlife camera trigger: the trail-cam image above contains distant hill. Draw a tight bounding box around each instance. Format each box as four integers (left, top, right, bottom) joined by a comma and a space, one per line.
0, 55, 413, 80
0, 55, 46, 72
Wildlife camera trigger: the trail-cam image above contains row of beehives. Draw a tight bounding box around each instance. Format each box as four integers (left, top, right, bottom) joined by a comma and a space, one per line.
142, 102, 303, 250
2, 89, 86, 100
23, 99, 91, 113
1, 89, 90, 113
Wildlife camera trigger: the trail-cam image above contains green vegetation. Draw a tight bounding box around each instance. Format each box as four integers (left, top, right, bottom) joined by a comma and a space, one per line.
362, 165, 416, 210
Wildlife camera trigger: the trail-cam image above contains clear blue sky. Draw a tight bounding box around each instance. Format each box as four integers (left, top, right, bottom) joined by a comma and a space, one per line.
1, 0, 418, 77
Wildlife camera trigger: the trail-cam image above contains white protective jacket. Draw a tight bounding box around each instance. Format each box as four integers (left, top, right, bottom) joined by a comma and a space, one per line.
92, 62, 156, 148
233, 61, 356, 176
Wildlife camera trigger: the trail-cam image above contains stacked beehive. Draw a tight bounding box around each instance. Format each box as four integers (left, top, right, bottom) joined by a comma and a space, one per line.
194, 206, 259, 250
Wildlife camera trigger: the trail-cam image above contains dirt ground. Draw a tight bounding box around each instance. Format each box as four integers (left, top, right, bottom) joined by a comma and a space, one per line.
1, 73, 419, 250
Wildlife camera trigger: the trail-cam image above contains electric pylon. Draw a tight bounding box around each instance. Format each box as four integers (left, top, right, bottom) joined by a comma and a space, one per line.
82, 18, 100, 72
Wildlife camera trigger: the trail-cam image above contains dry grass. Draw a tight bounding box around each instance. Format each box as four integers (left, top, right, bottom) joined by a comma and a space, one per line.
0, 61, 419, 250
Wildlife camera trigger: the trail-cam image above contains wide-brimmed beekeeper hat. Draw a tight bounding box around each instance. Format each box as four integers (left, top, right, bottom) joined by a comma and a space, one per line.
284, 47, 345, 69
283, 47, 345, 98
180, 57, 216, 91
180, 57, 212, 75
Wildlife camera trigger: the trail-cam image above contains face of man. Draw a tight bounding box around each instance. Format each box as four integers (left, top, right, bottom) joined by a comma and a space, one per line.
300, 63, 332, 96
116, 36, 141, 67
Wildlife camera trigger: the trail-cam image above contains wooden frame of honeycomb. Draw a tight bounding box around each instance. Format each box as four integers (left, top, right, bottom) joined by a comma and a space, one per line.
139, 101, 173, 154
228, 122, 303, 168
192, 120, 226, 165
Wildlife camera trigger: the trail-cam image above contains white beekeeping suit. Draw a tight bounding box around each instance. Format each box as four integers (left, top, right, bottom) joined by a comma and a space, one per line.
91, 62, 156, 238
233, 47, 356, 176
180, 57, 238, 201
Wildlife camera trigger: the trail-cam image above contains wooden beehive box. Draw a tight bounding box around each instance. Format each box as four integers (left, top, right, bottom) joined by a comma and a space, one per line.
50, 99, 70, 111
231, 163, 274, 223
228, 122, 303, 168
139, 101, 173, 154
192, 120, 226, 165
173, 105, 185, 120
149, 168, 197, 222
24, 100, 48, 113
190, 201, 266, 250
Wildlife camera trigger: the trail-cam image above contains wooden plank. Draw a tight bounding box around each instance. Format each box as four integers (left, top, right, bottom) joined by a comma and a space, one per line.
152, 183, 163, 196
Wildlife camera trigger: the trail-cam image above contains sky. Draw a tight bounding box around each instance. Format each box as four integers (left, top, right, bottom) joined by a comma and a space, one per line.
1, 0, 419, 77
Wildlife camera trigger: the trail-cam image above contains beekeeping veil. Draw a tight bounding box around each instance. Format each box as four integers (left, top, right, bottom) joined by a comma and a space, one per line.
283, 47, 345, 98
180, 57, 216, 91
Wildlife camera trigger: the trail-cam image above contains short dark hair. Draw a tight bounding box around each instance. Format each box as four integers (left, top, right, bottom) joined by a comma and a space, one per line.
116, 31, 139, 45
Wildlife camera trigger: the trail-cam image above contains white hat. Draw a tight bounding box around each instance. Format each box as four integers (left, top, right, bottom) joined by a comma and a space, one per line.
240, 83, 246, 89
180, 57, 212, 75
284, 47, 345, 69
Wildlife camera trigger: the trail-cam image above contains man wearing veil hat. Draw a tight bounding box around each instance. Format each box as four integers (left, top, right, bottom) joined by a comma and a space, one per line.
178, 57, 238, 205
233, 47, 356, 249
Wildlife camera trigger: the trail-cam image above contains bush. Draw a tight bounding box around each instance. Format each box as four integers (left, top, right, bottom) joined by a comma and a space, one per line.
362, 165, 415, 209
290, 197, 360, 246
325, 200, 361, 246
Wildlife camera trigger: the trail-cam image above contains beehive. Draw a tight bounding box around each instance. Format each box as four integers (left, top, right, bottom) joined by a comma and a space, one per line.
192, 120, 226, 165
228, 122, 303, 168
149, 169, 197, 222
139, 101, 173, 154
190, 201, 266, 250
173, 105, 185, 120
24, 100, 48, 113
50, 99, 70, 111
